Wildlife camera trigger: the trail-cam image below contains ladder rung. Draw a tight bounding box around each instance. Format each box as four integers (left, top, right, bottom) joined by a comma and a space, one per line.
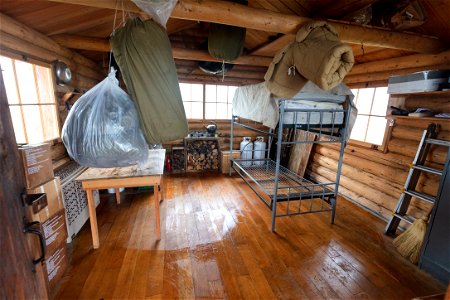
404, 190, 436, 204
413, 165, 443, 176
426, 138, 450, 147
393, 213, 416, 225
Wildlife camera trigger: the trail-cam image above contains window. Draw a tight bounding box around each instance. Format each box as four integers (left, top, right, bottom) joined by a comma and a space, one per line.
180, 83, 203, 119
205, 84, 236, 119
350, 87, 389, 145
1, 56, 59, 144
180, 82, 237, 120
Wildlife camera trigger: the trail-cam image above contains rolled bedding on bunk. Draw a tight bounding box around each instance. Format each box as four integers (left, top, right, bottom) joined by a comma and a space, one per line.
264, 42, 308, 98
293, 21, 354, 91
110, 18, 188, 144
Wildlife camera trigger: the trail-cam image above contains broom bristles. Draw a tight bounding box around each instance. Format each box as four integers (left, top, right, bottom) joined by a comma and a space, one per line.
393, 218, 428, 264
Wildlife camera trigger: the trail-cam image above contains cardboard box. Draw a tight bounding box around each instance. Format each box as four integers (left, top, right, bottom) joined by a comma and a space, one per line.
42, 209, 68, 255
26, 177, 64, 223
221, 150, 240, 174
19, 143, 54, 189
45, 243, 69, 290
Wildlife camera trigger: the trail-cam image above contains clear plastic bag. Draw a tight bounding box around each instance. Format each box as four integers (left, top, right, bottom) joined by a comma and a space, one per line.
131, 0, 178, 28
62, 68, 148, 168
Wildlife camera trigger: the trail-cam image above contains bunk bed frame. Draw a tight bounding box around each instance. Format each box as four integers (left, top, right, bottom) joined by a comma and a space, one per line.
230, 98, 351, 231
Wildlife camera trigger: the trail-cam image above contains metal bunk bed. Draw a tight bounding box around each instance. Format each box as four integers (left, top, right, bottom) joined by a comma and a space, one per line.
230, 98, 351, 231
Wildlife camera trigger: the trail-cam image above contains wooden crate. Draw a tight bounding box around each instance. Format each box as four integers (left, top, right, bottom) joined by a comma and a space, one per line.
171, 146, 185, 173
221, 150, 240, 174
185, 138, 220, 172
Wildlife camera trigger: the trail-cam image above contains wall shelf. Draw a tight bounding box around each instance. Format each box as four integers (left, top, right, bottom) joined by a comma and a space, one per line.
389, 90, 450, 97
386, 115, 450, 122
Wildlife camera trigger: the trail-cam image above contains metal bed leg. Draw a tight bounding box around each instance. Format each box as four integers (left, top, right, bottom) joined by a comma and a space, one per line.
330, 197, 336, 224
229, 115, 235, 176
271, 101, 286, 232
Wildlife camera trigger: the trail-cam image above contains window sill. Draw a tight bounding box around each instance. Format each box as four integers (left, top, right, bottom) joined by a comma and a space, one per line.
348, 140, 382, 151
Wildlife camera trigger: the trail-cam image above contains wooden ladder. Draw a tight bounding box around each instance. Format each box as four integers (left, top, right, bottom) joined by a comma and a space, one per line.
385, 123, 450, 235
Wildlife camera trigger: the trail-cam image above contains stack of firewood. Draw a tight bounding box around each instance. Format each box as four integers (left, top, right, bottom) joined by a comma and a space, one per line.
172, 147, 185, 172
186, 139, 219, 171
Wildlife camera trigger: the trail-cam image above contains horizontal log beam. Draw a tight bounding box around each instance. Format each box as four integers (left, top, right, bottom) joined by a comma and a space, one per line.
50, 34, 110, 52
46, 0, 445, 53
48, 33, 450, 82
0, 12, 100, 71
349, 50, 450, 75
172, 48, 272, 66
345, 63, 450, 84
49, 34, 273, 66
0, 32, 102, 81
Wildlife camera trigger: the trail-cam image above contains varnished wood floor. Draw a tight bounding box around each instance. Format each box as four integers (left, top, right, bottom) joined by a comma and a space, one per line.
56, 174, 445, 299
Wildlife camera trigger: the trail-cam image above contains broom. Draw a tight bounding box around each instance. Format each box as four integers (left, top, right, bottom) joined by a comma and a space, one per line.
393, 212, 431, 264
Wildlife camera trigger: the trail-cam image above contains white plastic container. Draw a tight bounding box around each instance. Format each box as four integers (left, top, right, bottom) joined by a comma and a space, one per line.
253, 136, 266, 166
107, 187, 125, 194
240, 137, 253, 166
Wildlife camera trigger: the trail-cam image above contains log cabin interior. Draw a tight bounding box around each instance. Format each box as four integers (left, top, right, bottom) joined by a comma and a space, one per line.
1, 0, 450, 299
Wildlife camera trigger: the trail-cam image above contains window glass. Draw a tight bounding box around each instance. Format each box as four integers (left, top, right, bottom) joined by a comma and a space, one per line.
180, 83, 204, 119
191, 102, 203, 119
180, 83, 237, 120
205, 85, 216, 102
355, 88, 374, 115
1, 57, 20, 104
14, 60, 39, 105
22, 105, 44, 144
350, 115, 369, 142
350, 86, 389, 146
8, 106, 26, 143
1, 55, 59, 143
366, 116, 386, 145
371, 87, 389, 116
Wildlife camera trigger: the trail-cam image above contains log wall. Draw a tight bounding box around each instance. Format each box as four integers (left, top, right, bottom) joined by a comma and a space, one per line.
0, 13, 104, 169
165, 119, 268, 151
307, 92, 450, 224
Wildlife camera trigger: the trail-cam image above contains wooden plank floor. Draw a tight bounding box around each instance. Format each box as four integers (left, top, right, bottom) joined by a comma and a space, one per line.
55, 174, 445, 299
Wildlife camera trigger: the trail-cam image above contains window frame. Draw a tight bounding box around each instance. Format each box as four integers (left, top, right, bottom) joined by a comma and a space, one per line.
348, 86, 390, 151
1, 53, 61, 144
180, 81, 237, 121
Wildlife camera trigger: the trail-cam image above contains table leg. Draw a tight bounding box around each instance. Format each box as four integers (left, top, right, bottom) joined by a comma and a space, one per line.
159, 177, 164, 202
115, 188, 121, 205
86, 189, 100, 249
154, 183, 161, 240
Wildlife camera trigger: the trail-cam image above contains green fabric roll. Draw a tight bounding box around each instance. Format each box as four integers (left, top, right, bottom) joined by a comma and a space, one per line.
110, 18, 188, 144
208, 23, 246, 61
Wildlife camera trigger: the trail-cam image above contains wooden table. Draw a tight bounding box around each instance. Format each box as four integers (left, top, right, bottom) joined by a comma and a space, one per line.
76, 149, 165, 249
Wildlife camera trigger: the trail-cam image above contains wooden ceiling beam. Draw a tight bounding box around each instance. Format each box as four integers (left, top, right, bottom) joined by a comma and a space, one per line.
250, 34, 295, 57
45, 0, 445, 53
50, 34, 273, 66
349, 50, 450, 76
345, 63, 450, 84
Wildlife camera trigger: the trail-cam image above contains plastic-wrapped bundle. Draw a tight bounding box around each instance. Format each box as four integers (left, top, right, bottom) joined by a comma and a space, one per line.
131, 0, 178, 28
62, 68, 148, 168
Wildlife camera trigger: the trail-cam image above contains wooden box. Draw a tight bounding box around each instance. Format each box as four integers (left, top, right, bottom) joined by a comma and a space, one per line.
221, 150, 240, 174
18, 143, 54, 189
